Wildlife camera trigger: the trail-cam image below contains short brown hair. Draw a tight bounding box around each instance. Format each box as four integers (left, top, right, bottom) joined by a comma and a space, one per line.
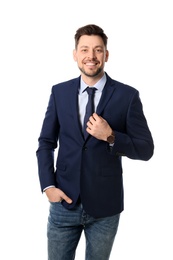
74, 24, 108, 49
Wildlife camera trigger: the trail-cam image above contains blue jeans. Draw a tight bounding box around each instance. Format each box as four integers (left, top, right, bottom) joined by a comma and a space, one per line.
47, 202, 120, 260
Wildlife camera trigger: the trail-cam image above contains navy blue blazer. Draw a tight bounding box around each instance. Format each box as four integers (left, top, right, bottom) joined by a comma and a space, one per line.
36, 73, 154, 218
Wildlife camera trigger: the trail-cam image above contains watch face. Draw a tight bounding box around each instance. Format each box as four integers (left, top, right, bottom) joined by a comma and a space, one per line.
107, 135, 115, 144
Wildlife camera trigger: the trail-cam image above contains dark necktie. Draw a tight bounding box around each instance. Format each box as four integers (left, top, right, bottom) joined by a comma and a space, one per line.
83, 87, 96, 139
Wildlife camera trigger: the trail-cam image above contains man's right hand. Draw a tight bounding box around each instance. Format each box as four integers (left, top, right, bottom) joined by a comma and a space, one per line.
45, 187, 72, 204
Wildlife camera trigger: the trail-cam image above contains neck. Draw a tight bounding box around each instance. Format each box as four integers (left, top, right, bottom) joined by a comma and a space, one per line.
81, 71, 104, 86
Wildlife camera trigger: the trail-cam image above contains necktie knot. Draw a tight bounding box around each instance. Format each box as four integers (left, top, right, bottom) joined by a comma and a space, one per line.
86, 87, 96, 96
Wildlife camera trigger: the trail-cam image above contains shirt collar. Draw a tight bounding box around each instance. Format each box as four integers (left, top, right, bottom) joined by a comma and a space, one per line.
79, 73, 107, 94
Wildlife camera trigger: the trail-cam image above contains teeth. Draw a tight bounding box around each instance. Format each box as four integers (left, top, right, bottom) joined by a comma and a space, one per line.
86, 63, 95, 66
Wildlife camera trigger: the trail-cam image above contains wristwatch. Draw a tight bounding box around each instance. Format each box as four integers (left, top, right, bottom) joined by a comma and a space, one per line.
107, 131, 115, 144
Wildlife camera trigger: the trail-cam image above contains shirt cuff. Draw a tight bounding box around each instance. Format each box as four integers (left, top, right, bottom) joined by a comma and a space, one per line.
43, 185, 55, 192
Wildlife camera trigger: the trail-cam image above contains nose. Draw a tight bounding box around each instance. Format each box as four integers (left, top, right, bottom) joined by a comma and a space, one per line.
87, 49, 96, 59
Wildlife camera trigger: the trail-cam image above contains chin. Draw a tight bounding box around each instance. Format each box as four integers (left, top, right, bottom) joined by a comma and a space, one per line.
80, 67, 102, 78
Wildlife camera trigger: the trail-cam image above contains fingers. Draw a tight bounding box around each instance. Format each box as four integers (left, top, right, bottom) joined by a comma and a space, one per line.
86, 113, 111, 141
92, 113, 100, 121
45, 187, 72, 204
60, 191, 73, 204
88, 113, 100, 125
87, 113, 102, 128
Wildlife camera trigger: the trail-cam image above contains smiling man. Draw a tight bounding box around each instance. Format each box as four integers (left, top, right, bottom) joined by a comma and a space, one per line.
36, 24, 154, 260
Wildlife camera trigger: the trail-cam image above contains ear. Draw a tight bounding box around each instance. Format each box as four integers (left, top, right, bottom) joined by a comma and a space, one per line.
105, 50, 109, 62
73, 49, 77, 61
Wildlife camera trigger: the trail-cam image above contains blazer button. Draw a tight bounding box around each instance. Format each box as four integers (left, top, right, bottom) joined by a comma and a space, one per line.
83, 146, 87, 151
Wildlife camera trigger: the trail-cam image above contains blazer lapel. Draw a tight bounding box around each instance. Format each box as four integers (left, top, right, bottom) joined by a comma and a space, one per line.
96, 76, 116, 115
68, 77, 84, 142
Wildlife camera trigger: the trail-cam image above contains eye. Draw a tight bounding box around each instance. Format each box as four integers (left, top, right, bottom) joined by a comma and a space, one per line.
95, 49, 102, 53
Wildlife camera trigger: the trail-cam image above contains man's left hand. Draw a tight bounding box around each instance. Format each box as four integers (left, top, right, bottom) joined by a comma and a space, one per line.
86, 112, 112, 141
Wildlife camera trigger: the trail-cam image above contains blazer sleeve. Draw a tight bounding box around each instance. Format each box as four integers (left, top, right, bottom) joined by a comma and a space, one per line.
112, 90, 154, 161
36, 88, 59, 191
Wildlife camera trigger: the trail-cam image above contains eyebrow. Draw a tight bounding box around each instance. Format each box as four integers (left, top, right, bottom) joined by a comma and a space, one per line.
79, 45, 104, 49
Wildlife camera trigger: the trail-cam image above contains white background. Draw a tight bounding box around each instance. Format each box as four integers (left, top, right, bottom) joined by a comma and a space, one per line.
0, 0, 172, 259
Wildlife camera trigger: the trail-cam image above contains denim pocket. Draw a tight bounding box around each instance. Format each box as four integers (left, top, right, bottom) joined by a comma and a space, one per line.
49, 200, 62, 205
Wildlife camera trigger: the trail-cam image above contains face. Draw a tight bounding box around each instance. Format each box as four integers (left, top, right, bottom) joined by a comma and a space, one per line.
73, 35, 109, 80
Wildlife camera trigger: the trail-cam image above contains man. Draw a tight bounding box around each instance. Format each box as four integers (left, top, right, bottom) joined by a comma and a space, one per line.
36, 24, 154, 260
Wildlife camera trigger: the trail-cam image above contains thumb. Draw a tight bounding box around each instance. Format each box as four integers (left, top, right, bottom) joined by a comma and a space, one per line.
61, 192, 73, 204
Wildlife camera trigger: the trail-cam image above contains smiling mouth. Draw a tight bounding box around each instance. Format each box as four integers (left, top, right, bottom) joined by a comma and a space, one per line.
85, 62, 98, 66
